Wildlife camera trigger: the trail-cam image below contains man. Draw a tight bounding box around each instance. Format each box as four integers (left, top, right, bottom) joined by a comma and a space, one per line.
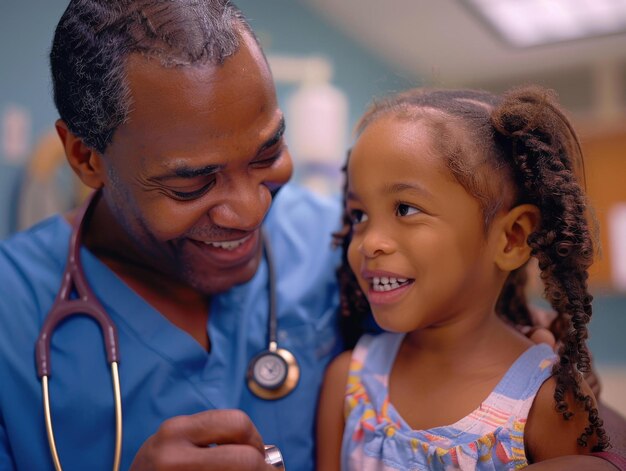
0, 1, 623, 470
1, 1, 339, 469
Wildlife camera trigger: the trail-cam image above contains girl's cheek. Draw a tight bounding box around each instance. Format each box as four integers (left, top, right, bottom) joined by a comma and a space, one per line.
347, 240, 360, 273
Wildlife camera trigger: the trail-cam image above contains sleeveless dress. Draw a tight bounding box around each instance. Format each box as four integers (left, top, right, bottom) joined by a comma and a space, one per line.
341, 333, 557, 470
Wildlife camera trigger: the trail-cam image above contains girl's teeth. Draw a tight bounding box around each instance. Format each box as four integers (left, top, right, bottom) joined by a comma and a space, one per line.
371, 277, 409, 292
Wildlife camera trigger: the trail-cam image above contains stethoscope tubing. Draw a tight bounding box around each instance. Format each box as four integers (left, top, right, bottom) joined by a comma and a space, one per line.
35, 189, 292, 470
35, 191, 122, 471
263, 227, 279, 351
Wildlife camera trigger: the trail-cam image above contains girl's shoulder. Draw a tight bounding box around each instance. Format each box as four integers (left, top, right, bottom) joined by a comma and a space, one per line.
525, 375, 601, 463
324, 332, 402, 390
325, 349, 352, 383
352, 332, 403, 366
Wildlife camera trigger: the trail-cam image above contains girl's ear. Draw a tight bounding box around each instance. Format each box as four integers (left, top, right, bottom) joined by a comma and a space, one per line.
495, 204, 541, 272
55, 119, 105, 190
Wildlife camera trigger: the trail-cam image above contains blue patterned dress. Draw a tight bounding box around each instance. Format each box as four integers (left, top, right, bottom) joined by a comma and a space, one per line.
342, 333, 556, 470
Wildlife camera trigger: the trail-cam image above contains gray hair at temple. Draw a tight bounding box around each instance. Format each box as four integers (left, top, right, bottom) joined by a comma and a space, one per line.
50, 0, 255, 154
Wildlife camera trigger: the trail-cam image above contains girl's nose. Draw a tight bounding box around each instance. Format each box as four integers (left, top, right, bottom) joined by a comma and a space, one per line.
357, 227, 396, 258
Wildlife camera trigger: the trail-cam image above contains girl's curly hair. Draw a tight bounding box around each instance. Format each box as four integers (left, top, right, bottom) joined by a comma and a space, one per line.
334, 85, 609, 451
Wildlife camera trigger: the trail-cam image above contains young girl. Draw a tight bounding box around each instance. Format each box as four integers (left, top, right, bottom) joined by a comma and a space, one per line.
317, 86, 609, 470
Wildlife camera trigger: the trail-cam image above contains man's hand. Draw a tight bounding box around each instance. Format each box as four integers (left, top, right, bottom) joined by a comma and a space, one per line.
130, 409, 276, 470
525, 305, 602, 397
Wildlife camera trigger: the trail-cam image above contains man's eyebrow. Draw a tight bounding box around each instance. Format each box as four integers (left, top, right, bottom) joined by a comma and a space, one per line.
256, 117, 285, 155
151, 163, 221, 182
150, 117, 285, 182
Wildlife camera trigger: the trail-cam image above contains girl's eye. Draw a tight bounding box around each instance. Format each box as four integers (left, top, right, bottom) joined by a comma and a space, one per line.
171, 181, 215, 201
349, 209, 368, 225
396, 203, 420, 217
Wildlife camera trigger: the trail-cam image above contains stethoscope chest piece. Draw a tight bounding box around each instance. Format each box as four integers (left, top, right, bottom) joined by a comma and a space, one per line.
246, 231, 300, 400
247, 342, 300, 400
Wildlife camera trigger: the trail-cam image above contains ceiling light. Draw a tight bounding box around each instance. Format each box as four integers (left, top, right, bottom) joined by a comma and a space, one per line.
463, 0, 626, 47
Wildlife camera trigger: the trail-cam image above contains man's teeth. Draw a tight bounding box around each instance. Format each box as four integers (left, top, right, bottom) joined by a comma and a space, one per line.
372, 276, 409, 292
205, 236, 249, 250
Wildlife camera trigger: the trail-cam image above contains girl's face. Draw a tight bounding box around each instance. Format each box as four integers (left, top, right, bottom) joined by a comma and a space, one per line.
346, 114, 505, 334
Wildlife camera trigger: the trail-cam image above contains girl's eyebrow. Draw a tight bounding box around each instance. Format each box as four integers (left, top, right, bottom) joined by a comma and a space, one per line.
384, 182, 433, 199
346, 182, 433, 201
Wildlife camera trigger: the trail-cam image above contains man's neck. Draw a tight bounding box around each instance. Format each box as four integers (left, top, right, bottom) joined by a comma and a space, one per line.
65, 196, 212, 351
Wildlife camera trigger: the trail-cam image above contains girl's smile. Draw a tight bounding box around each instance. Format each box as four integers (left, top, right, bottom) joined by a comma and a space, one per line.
360, 269, 415, 305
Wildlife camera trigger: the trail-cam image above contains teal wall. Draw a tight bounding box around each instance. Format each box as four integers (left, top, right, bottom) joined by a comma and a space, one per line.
583, 295, 626, 367
1, 1, 68, 236
237, 0, 413, 126
0, 0, 412, 239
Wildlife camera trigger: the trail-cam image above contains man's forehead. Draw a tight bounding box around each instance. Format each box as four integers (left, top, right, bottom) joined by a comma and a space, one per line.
106, 41, 282, 170
120, 58, 271, 130
123, 27, 267, 88
123, 35, 273, 117
125, 53, 222, 94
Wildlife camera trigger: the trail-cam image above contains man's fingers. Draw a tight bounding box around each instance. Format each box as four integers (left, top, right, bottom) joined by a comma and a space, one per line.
158, 409, 266, 453
158, 444, 273, 471
201, 444, 275, 471
521, 321, 603, 398
528, 305, 557, 328
131, 410, 274, 471
528, 327, 556, 348
519, 325, 557, 348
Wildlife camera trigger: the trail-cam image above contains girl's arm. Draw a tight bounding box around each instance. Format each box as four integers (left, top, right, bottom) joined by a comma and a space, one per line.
524, 375, 603, 463
526, 405, 625, 470
597, 401, 626, 459
524, 455, 621, 470
316, 350, 352, 471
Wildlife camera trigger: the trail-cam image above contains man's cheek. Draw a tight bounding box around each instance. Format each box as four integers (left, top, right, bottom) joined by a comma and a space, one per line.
143, 205, 204, 240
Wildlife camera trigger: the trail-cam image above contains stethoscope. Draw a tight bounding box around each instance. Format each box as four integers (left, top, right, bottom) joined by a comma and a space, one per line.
34, 190, 297, 471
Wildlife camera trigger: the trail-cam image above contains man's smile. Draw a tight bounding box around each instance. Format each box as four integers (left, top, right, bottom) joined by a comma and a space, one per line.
202, 234, 253, 250
186, 230, 261, 268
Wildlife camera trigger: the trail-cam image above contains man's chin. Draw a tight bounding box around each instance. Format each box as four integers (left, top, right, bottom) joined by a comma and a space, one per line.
184, 256, 262, 296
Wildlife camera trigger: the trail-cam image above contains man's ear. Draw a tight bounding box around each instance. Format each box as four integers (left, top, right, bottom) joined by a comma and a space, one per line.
494, 204, 541, 272
55, 119, 105, 190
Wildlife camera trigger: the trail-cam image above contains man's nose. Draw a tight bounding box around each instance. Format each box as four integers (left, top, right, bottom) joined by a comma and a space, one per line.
208, 182, 272, 231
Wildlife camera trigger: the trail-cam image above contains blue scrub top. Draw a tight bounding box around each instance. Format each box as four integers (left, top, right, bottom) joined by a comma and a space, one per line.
0, 185, 342, 471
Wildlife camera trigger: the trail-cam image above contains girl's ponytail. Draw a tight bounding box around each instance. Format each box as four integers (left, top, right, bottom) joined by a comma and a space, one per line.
491, 87, 608, 450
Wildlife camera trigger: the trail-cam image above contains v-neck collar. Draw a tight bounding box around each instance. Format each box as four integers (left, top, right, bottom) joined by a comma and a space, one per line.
52, 216, 263, 386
